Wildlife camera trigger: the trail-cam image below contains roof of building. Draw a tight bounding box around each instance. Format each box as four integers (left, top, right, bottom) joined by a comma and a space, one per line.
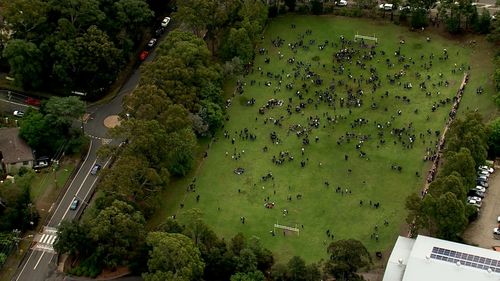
0, 127, 33, 164
384, 235, 500, 281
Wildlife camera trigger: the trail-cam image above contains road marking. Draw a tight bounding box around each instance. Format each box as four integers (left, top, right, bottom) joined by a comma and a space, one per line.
48, 139, 93, 226
0, 98, 37, 109
102, 138, 112, 145
15, 249, 36, 281
40, 234, 48, 244
33, 252, 45, 270
59, 159, 97, 225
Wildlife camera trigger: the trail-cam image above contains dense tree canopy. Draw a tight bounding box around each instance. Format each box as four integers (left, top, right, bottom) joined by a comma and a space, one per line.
0, 0, 153, 97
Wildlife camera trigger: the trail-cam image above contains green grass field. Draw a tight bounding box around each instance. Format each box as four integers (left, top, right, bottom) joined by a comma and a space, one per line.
151, 15, 498, 262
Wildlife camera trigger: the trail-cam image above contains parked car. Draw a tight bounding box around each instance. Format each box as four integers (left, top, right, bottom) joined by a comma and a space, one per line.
477, 175, 488, 182
70, 198, 79, 210
379, 3, 394, 10
161, 16, 171, 27
90, 163, 102, 175
155, 27, 165, 37
478, 170, 490, 177
467, 196, 482, 202
471, 186, 486, 193
468, 190, 485, 198
33, 161, 49, 170
479, 165, 494, 174
25, 97, 41, 106
13, 110, 24, 117
477, 180, 489, 188
467, 199, 482, 208
336, 0, 348, 6
139, 51, 149, 61
497, 216, 500, 223
147, 38, 157, 49
494, 228, 500, 235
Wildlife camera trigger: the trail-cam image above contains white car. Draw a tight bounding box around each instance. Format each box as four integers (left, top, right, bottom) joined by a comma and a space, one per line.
161, 16, 171, 28
478, 170, 490, 177
494, 228, 500, 235
467, 199, 482, 208
13, 110, 24, 117
497, 216, 500, 223
477, 175, 488, 182
336, 0, 348, 6
479, 165, 494, 174
379, 3, 394, 10
467, 196, 482, 202
472, 186, 486, 193
147, 38, 157, 48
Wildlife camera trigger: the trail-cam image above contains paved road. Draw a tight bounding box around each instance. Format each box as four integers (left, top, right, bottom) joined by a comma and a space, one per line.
10, 22, 170, 281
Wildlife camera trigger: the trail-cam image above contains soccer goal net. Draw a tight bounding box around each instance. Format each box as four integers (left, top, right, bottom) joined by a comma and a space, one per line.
354, 33, 378, 43
274, 223, 300, 236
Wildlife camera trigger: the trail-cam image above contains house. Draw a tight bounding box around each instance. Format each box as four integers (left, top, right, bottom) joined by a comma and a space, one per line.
0, 127, 34, 174
383, 235, 500, 281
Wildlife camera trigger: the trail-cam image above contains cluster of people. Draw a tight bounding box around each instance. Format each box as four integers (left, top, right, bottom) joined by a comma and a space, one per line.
213, 23, 469, 243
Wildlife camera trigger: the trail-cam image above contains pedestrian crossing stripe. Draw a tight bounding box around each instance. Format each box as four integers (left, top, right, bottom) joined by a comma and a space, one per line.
102, 138, 112, 144
39, 234, 57, 245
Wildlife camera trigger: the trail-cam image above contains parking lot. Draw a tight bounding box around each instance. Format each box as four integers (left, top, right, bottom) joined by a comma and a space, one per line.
463, 164, 500, 249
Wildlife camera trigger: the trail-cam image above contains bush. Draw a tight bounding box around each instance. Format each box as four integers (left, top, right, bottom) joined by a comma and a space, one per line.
268, 5, 278, 18
311, 0, 324, 15
297, 3, 311, 14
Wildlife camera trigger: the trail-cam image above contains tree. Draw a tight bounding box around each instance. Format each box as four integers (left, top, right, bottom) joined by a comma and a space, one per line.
174, 0, 211, 37
488, 117, 500, 157
1, 0, 49, 39
230, 271, 265, 281
54, 220, 92, 256
43, 96, 85, 129
89, 200, 145, 269
440, 148, 477, 188
475, 9, 491, 33
424, 192, 468, 240
287, 256, 307, 281
54, 25, 123, 96
311, 0, 324, 15
19, 110, 59, 154
220, 27, 254, 63
0, 174, 38, 232
428, 172, 466, 201
285, 0, 297, 11
325, 239, 371, 281
143, 232, 205, 281
487, 16, 500, 43
2, 39, 43, 88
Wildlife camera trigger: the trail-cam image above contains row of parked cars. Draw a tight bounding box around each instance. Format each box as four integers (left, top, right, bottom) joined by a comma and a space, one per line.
467, 165, 494, 209
139, 16, 170, 61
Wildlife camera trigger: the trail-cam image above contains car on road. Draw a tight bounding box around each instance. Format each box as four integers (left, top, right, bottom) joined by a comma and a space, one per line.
25, 97, 41, 106
13, 110, 24, 117
147, 38, 157, 49
139, 50, 149, 61
336, 0, 348, 6
155, 27, 165, 37
90, 163, 102, 175
70, 198, 79, 210
161, 16, 171, 27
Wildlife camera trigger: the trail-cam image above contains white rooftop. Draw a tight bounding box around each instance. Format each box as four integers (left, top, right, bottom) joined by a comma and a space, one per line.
383, 235, 500, 281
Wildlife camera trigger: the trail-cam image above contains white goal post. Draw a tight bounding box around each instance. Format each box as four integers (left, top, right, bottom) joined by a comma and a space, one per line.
354, 33, 378, 43
274, 222, 300, 236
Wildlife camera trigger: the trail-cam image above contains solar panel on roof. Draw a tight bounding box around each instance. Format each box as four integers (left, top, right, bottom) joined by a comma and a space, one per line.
430, 246, 500, 274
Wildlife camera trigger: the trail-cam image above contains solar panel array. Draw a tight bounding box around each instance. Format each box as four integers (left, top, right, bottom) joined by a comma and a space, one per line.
430, 247, 500, 273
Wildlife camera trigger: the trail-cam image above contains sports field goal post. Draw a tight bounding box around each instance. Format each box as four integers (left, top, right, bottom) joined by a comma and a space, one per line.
354, 33, 378, 43
274, 221, 300, 236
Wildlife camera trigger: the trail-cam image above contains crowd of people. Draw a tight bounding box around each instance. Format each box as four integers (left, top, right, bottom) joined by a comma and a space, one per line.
195, 23, 468, 244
